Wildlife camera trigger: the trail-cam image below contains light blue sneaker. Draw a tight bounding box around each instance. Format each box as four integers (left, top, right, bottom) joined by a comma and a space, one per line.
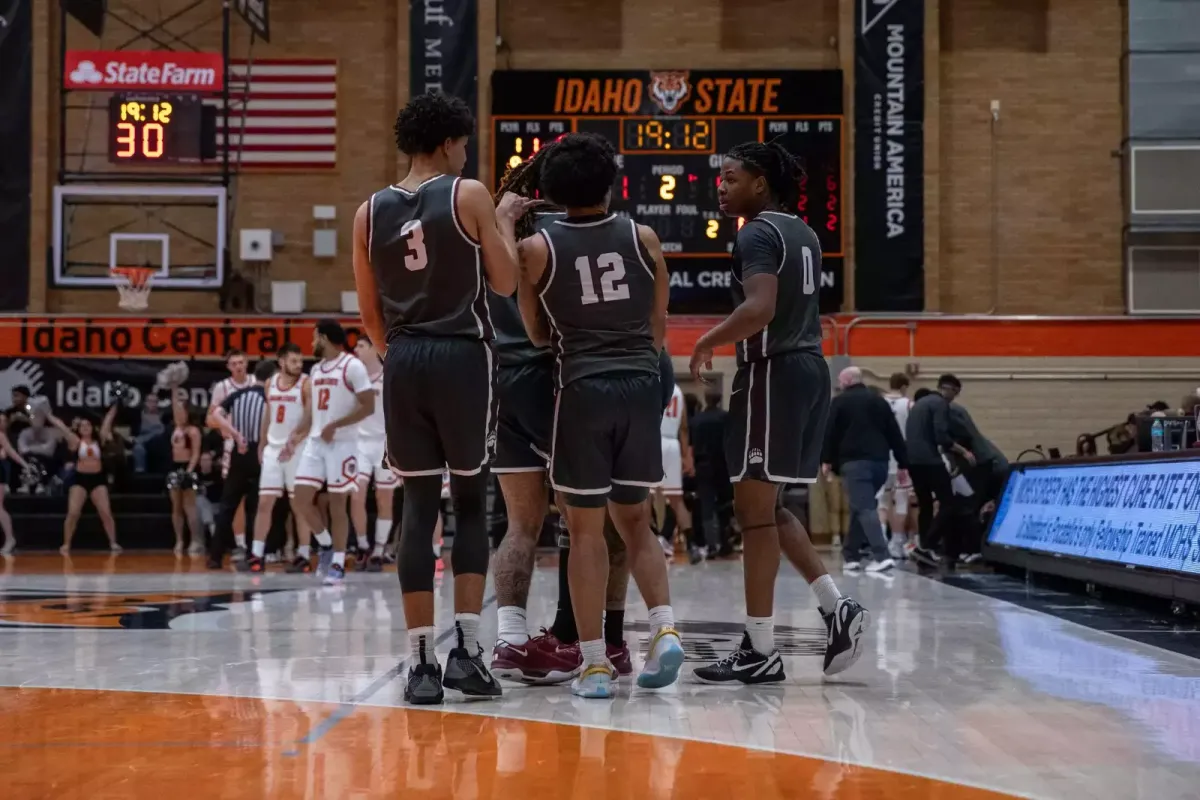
315, 546, 334, 580
571, 662, 617, 699
322, 563, 345, 587
637, 626, 684, 689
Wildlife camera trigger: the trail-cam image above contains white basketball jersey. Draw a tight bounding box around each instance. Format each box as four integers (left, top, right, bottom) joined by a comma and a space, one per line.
308, 353, 371, 443
359, 370, 385, 441
266, 373, 307, 447
661, 385, 685, 439
210, 375, 256, 410
884, 393, 911, 439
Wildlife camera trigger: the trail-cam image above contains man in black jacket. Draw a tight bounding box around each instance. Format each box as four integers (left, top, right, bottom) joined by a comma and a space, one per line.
821, 367, 908, 572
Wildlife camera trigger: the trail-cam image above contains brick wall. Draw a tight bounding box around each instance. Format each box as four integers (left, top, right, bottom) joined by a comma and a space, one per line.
28, 0, 1126, 315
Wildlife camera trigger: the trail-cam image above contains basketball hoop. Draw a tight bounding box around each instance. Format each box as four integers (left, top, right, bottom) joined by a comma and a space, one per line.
110, 266, 157, 311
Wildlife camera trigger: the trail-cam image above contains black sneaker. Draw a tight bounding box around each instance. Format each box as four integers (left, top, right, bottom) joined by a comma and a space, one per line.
910, 547, 941, 567
285, 555, 312, 574
236, 555, 265, 573
404, 661, 445, 705
366, 555, 384, 573
443, 646, 503, 700
822, 597, 872, 677
232, 545, 247, 564
692, 633, 785, 685
354, 553, 370, 573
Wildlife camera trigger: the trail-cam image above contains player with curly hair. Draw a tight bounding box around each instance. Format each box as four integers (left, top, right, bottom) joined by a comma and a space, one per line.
689, 140, 871, 685
352, 91, 536, 706
513, 132, 683, 700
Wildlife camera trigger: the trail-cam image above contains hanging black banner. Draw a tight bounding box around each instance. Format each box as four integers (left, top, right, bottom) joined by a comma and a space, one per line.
854, 0, 924, 311
233, 0, 270, 42
410, 0, 478, 179
0, 0, 32, 312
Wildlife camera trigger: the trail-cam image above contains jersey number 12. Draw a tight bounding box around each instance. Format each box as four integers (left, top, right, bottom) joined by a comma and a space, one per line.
317, 388, 330, 411
575, 252, 629, 305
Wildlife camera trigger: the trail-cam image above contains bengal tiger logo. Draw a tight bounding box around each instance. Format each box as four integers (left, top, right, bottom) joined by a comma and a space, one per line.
649, 71, 692, 115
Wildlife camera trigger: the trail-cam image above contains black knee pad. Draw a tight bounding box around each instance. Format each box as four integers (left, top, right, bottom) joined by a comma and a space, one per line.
609, 483, 649, 506
562, 490, 607, 509
449, 471, 490, 577
397, 475, 441, 593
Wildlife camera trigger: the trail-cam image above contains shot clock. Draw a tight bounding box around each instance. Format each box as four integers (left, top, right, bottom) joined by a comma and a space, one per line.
491, 69, 845, 313
107, 93, 207, 164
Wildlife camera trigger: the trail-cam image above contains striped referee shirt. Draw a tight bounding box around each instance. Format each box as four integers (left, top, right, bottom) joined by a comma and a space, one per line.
220, 384, 267, 444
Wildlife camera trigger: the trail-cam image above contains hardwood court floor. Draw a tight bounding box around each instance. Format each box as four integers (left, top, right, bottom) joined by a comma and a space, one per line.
1, 553, 1197, 799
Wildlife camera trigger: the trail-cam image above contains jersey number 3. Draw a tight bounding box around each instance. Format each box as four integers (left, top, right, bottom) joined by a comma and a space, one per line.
401, 220, 428, 272
575, 253, 629, 305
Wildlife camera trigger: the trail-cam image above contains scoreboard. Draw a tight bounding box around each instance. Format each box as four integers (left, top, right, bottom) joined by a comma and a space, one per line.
491, 70, 844, 313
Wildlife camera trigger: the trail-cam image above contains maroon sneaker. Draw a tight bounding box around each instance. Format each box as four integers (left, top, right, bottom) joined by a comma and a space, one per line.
607, 640, 633, 676
491, 630, 581, 685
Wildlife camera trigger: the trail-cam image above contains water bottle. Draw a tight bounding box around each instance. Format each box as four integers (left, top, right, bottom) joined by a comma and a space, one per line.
1150, 418, 1165, 452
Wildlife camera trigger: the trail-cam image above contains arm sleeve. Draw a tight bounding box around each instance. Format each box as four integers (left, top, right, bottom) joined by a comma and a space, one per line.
735, 220, 784, 280
346, 359, 372, 394
880, 397, 909, 469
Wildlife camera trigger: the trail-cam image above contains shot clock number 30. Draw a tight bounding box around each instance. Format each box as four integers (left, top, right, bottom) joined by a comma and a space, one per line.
107, 94, 205, 164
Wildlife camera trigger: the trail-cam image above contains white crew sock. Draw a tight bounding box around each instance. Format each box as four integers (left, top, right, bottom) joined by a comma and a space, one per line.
234, 533, 246, 548
251, 539, 265, 558
332, 551, 345, 567
810, 574, 843, 616
579, 639, 607, 667
454, 612, 481, 653
647, 605, 675, 634
496, 606, 529, 646
409, 626, 437, 665
298, 544, 311, 560
745, 615, 774, 654
356, 533, 370, 551
314, 529, 333, 547
373, 519, 392, 555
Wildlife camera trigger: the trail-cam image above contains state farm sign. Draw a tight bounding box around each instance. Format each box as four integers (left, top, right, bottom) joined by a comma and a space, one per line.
64, 50, 224, 91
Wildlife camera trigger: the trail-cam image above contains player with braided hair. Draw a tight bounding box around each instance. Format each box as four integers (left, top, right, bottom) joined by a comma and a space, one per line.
689, 140, 871, 685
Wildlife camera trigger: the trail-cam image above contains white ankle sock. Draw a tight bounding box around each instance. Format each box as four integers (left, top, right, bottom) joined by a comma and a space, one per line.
251, 539, 265, 558
455, 612, 481, 652
234, 533, 246, 548
810, 574, 843, 615
579, 639, 606, 667
745, 615, 774, 654
496, 606, 529, 646
314, 529, 333, 547
374, 519, 391, 555
409, 626, 437, 665
648, 605, 675, 634
297, 544, 311, 560
332, 551, 345, 567
356, 534, 370, 551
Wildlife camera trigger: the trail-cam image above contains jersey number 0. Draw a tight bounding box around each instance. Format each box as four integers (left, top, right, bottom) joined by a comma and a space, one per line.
575, 252, 629, 305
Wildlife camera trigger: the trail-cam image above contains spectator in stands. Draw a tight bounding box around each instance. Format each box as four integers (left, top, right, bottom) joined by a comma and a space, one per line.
821, 366, 908, 573
1076, 434, 1098, 457
17, 410, 63, 493
689, 391, 735, 558
5, 385, 32, 443
906, 375, 975, 567
131, 393, 168, 473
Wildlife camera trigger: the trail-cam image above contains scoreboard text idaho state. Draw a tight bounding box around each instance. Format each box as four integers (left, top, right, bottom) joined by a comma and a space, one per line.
491, 70, 845, 313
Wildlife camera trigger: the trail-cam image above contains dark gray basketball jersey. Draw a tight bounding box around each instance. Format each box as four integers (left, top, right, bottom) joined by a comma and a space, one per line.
368, 174, 492, 342
489, 212, 563, 367
537, 213, 659, 387
731, 211, 823, 366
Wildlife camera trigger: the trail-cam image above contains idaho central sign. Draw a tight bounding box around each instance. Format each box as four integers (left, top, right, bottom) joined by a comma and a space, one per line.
64, 50, 224, 91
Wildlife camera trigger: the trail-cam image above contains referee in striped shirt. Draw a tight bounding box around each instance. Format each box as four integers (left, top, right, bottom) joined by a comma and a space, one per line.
208, 359, 275, 569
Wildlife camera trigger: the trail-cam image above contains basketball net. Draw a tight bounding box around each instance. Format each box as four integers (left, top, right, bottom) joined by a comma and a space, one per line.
111, 266, 156, 311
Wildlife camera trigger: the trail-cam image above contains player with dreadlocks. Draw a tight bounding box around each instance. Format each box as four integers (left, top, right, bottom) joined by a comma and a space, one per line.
689, 140, 872, 684
488, 142, 640, 687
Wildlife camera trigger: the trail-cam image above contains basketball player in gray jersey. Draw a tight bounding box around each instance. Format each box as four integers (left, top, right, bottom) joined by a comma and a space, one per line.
515, 132, 683, 700
689, 141, 870, 685
352, 91, 536, 705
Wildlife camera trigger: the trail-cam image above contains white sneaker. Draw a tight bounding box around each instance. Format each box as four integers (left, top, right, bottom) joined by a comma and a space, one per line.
865, 558, 895, 573
887, 536, 907, 559
842, 560, 863, 572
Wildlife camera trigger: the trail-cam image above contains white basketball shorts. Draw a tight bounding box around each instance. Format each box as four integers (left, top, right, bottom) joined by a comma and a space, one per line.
259, 441, 304, 496
660, 437, 683, 496
295, 438, 359, 494
357, 438, 399, 487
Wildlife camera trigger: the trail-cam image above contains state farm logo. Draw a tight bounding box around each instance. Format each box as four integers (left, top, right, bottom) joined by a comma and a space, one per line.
64, 50, 224, 91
